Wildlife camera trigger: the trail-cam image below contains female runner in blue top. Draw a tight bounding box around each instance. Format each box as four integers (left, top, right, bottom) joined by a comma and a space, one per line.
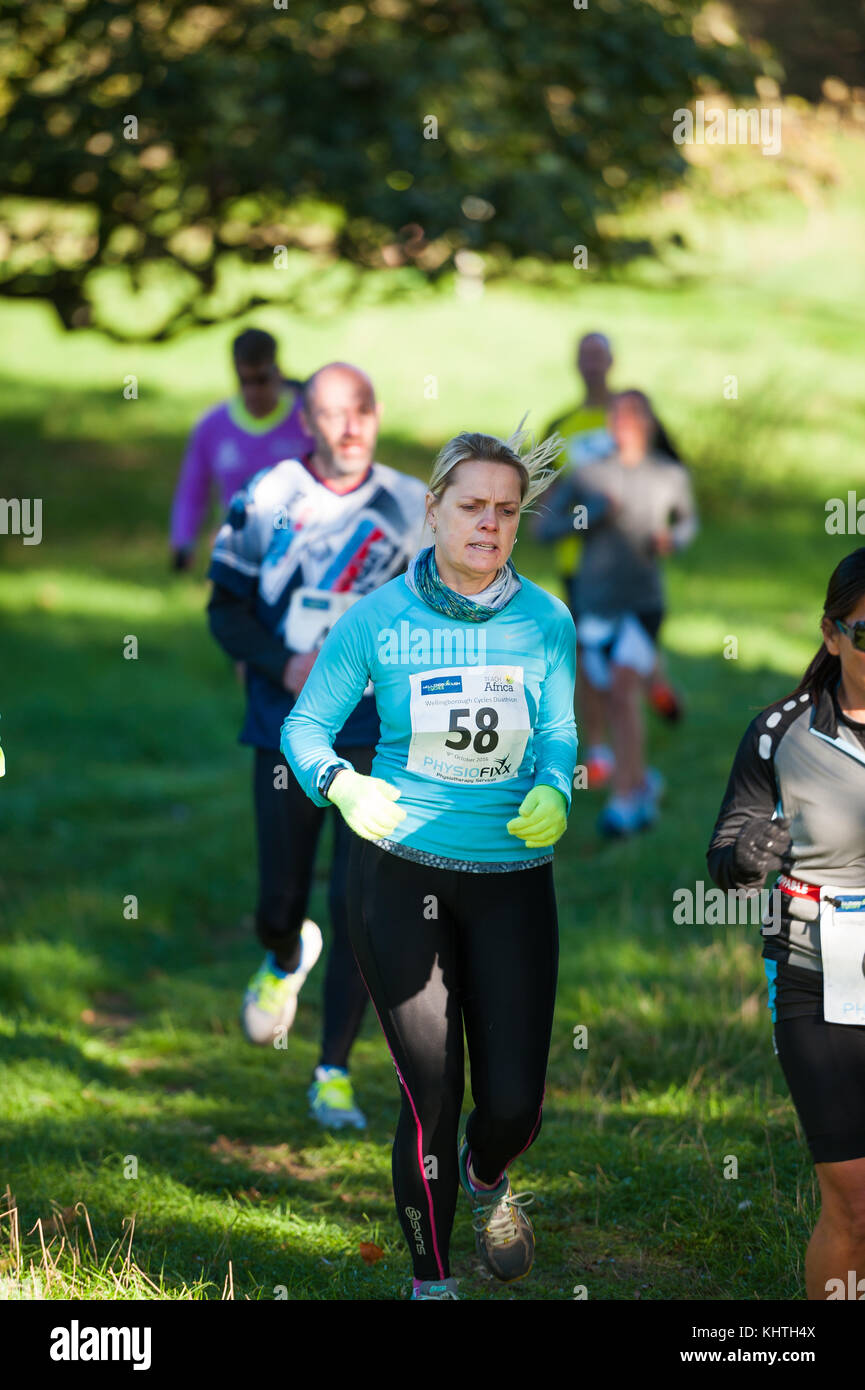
283, 423, 578, 1300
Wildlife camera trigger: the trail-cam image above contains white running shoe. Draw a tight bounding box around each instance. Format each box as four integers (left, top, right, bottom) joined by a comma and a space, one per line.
240, 920, 323, 1045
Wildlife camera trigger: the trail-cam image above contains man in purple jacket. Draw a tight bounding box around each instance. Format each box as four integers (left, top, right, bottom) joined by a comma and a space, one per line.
169, 328, 313, 571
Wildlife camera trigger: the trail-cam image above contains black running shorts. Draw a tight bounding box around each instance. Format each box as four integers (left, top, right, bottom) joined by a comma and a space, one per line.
770, 960, 865, 1164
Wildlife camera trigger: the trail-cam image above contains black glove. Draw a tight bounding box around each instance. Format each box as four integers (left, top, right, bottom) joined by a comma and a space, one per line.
171, 546, 194, 573
732, 815, 792, 882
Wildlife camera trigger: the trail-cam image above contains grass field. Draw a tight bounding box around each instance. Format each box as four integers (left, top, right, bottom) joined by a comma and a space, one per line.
1, 126, 864, 1300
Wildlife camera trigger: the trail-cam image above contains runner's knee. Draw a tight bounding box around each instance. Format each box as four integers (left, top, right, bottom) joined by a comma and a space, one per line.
819, 1170, 865, 1243
478, 1095, 543, 1149
608, 666, 641, 713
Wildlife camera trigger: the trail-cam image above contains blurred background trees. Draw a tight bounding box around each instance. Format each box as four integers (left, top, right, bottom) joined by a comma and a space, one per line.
0, 0, 760, 338
0, 0, 859, 339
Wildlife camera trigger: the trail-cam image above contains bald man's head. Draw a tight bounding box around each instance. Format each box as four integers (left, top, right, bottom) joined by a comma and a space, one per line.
303, 362, 376, 414
300, 361, 381, 484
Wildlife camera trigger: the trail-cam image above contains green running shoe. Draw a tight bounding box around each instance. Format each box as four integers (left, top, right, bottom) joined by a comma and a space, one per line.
240, 921, 322, 1045
410, 1277, 459, 1300
458, 1138, 535, 1283
307, 1065, 367, 1130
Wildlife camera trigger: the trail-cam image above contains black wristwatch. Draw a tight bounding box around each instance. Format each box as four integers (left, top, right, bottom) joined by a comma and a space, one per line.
318, 764, 346, 799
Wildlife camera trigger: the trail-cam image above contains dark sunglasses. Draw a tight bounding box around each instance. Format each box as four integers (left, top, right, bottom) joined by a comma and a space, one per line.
835, 618, 865, 651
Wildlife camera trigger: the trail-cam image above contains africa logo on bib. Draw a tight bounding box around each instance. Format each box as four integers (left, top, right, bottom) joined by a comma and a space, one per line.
406, 666, 530, 784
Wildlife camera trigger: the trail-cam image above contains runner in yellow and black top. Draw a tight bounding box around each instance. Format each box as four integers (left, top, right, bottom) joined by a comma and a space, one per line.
544, 333, 615, 608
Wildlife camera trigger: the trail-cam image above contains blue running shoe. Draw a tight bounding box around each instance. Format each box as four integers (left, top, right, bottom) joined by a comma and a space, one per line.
597, 791, 655, 839
307, 1065, 367, 1130
411, 1277, 459, 1300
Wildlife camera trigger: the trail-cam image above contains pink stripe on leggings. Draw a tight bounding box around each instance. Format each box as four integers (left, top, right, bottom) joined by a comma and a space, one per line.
354, 960, 446, 1280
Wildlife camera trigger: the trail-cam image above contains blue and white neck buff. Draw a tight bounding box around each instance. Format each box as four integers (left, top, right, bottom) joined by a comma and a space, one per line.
405, 545, 521, 621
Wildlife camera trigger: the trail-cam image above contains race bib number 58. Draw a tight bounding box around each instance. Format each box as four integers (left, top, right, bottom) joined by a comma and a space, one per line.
406, 666, 530, 784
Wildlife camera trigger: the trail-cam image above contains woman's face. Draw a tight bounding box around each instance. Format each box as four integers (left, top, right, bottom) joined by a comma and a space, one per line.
822, 592, 865, 691
427, 459, 522, 586
609, 397, 653, 459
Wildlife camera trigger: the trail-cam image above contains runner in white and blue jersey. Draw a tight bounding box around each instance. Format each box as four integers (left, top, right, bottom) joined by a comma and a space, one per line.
283, 424, 577, 1300
207, 363, 426, 1130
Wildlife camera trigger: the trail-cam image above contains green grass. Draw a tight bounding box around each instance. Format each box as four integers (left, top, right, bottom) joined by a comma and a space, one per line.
1, 125, 864, 1300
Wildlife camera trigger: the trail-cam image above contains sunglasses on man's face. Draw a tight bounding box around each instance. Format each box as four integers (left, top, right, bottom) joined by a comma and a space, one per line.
835, 618, 865, 652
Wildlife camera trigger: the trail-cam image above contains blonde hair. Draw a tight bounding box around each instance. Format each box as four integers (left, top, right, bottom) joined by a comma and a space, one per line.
427, 415, 564, 513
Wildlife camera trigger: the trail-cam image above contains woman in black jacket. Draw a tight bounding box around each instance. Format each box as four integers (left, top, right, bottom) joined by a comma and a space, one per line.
708, 548, 865, 1300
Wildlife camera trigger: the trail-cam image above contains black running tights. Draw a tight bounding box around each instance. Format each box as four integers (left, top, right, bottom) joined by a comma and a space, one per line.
347, 839, 559, 1281
253, 746, 373, 1070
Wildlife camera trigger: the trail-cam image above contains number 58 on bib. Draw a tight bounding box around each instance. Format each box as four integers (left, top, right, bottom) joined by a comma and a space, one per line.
406, 666, 531, 784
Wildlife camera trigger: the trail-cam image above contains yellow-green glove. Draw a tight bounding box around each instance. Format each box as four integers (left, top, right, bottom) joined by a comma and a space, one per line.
506, 784, 568, 848
328, 768, 406, 842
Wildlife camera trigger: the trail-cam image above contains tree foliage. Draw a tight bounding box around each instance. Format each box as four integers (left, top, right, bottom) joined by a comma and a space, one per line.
0, 0, 759, 337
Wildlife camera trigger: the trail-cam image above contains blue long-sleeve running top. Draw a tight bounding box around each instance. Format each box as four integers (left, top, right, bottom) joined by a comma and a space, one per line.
281, 571, 578, 868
